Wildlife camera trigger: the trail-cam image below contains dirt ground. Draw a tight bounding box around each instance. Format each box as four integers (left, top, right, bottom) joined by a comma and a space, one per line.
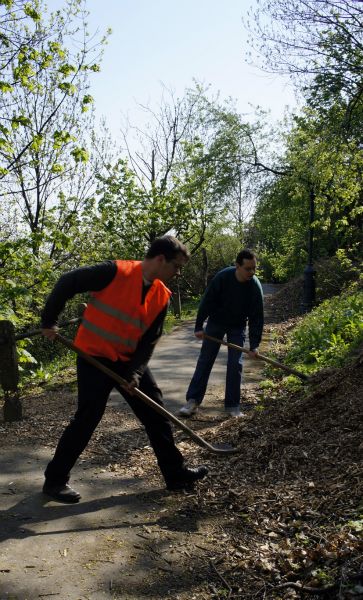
0, 288, 362, 600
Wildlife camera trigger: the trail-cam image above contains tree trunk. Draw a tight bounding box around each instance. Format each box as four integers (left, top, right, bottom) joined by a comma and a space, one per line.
201, 247, 208, 289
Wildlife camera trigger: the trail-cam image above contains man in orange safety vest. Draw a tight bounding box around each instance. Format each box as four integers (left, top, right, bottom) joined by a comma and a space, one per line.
41, 236, 208, 503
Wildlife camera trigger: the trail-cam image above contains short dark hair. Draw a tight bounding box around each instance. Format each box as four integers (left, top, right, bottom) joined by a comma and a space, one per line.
236, 248, 257, 265
146, 235, 190, 261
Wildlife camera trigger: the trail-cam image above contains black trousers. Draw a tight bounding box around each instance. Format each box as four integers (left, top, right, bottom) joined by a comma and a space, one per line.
44, 356, 184, 485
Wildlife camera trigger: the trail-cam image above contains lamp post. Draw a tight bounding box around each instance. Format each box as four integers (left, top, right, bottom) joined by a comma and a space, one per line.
301, 186, 316, 313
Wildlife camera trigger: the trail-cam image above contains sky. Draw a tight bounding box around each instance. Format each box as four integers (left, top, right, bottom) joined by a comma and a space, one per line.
57, 0, 298, 135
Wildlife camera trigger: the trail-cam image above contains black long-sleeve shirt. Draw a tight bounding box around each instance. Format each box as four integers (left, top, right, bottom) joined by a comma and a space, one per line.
195, 267, 264, 350
41, 261, 168, 380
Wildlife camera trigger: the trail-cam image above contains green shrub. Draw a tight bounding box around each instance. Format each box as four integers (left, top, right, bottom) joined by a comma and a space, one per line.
285, 288, 363, 372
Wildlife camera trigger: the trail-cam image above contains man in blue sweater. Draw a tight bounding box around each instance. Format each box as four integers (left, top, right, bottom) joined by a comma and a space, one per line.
179, 249, 264, 418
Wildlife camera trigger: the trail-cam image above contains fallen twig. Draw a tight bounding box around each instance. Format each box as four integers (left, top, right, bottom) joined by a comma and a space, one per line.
209, 560, 232, 595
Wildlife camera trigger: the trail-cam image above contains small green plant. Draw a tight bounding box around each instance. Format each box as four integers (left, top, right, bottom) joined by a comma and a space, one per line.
28, 365, 52, 383
254, 404, 266, 412
19, 345, 75, 389
17, 344, 38, 368
258, 379, 277, 390
281, 374, 303, 392
347, 518, 363, 533
310, 568, 334, 586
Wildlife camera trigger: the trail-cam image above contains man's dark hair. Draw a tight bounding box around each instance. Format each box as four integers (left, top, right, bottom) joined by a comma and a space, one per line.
236, 248, 257, 265
146, 235, 190, 261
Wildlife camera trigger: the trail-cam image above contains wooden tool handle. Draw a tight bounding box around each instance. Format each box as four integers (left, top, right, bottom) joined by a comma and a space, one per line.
55, 333, 237, 455
203, 334, 308, 381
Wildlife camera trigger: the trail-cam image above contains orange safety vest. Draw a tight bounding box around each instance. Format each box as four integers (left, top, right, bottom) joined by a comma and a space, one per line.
74, 260, 171, 361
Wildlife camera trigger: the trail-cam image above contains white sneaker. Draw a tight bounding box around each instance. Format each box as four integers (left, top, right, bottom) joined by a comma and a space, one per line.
178, 399, 199, 417
225, 407, 244, 417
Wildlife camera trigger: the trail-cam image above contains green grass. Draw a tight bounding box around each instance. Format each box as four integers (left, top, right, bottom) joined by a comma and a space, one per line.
284, 286, 363, 374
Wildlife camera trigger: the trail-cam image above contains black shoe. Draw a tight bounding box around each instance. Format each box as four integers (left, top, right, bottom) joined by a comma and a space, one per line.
42, 483, 81, 503
165, 465, 209, 491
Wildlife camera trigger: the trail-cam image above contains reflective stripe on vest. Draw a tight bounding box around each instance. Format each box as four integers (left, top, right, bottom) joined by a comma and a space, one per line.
81, 318, 138, 350
88, 296, 148, 333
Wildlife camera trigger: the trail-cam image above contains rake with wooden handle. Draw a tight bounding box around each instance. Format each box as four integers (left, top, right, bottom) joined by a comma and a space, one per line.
203, 333, 308, 381
55, 333, 238, 455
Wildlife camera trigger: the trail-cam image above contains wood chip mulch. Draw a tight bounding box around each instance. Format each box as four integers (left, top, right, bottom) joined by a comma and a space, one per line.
179, 346, 363, 599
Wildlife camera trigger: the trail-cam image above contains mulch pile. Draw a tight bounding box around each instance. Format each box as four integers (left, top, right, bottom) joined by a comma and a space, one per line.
183, 345, 363, 599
